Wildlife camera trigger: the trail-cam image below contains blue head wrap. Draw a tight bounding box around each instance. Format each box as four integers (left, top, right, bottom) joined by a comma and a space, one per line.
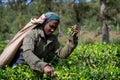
45, 12, 60, 23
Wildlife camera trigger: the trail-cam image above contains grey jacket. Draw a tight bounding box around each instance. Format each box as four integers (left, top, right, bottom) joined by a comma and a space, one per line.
22, 27, 78, 72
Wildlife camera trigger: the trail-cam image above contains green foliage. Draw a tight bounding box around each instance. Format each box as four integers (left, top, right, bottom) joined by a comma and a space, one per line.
67, 27, 75, 36
55, 43, 120, 80
0, 65, 42, 80
0, 43, 119, 80
0, 41, 7, 54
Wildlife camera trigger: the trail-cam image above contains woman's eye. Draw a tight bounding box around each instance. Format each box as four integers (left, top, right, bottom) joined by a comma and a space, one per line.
50, 25, 56, 29
50, 25, 54, 28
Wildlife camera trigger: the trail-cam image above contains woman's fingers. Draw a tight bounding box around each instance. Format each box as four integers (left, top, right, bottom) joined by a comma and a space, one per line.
72, 25, 79, 35
44, 65, 54, 77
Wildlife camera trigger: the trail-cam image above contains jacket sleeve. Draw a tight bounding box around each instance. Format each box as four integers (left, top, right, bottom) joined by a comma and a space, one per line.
54, 35, 78, 58
22, 30, 48, 72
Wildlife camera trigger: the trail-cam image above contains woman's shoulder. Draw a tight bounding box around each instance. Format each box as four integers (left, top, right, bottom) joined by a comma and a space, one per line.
29, 27, 43, 33
25, 27, 43, 38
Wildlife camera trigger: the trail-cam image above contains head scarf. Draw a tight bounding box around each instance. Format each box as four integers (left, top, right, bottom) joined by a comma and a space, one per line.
30, 12, 60, 24
45, 12, 60, 23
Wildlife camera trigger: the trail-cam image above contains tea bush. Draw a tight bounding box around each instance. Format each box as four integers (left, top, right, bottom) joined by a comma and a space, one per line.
0, 42, 120, 80
56, 43, 120, 80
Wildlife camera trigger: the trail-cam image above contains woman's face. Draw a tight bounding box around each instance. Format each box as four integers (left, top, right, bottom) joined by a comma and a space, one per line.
44, 20, 59, 36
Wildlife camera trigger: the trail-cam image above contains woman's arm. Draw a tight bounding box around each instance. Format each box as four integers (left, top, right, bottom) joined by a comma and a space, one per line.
22, 30, 48, 72
54, 25, 79, 58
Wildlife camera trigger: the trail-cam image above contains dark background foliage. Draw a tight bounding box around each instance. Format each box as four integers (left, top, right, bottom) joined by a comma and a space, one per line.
0, 0, 120, 41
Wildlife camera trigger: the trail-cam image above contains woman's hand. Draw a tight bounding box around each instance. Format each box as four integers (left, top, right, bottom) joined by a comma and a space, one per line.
43, 65, 54, 77
71, 25, 79, 36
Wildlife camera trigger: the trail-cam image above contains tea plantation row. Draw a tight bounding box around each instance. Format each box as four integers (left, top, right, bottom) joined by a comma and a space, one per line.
0, 42, 120, 80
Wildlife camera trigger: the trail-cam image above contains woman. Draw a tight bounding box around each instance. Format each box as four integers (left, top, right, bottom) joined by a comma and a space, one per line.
10, 12, 79, 77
